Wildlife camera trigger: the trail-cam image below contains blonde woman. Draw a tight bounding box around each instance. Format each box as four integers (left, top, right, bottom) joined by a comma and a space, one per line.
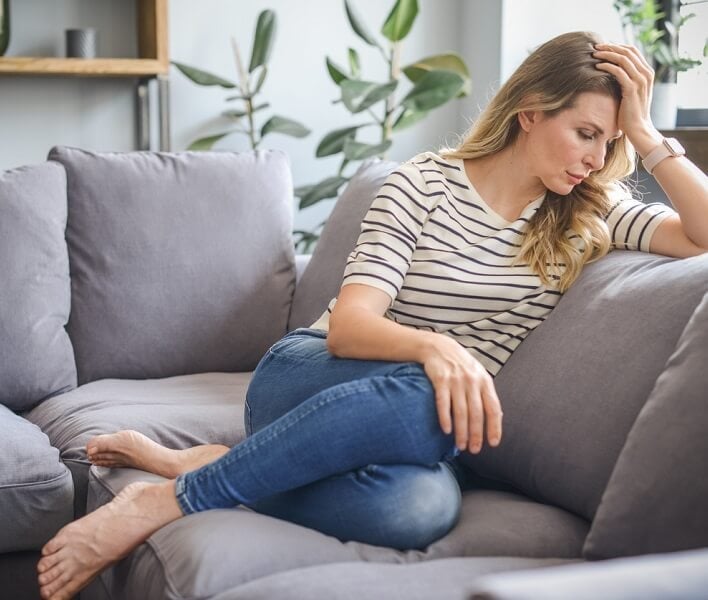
38, 31, 707, 600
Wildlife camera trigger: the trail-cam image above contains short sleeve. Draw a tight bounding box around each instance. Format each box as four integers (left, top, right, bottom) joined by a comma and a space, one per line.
341, 160, 432, 302
604, 189, 675, 252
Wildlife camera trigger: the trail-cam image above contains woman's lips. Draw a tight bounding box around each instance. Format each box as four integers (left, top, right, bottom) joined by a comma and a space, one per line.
566, 172, 584, 185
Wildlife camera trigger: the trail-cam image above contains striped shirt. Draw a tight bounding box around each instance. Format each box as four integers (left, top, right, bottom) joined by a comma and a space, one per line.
311, 151, 674, 375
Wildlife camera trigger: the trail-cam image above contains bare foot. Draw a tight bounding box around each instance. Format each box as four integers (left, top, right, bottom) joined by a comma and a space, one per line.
86, 430, 229, 479
37, 480, 182, 600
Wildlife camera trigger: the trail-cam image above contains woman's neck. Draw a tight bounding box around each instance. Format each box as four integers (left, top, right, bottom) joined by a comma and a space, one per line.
463, 145, 546, 215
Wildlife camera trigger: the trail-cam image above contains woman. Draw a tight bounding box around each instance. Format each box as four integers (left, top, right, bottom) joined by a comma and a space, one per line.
38, 31, 707, 600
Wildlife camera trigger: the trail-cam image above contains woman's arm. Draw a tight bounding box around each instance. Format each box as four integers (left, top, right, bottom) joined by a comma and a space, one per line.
328, 283, 503, 454
594, 43, 708, 257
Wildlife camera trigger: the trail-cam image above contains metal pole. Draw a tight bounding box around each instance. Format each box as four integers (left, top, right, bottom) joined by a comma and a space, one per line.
136, 77, 151, 150
158, 74, 171, 151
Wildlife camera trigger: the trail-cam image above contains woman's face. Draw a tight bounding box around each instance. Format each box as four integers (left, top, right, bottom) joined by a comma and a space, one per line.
523, 91, 621, 195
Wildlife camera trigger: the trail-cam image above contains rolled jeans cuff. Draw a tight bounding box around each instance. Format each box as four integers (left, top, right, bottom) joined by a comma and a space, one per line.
175, 473, 196, 515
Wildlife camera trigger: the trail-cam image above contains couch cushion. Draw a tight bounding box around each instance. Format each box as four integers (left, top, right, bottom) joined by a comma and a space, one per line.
461, 251, 708, 520
24, 372, 251, 516
48, 146, 296, 384
0, 161, 77, 412
288, 158, 398, 330
470, 548, 708, 600
209, 557, 577, 600
0, 405, 74, 552
583, 292, 708, 558
87, 467, 587, 600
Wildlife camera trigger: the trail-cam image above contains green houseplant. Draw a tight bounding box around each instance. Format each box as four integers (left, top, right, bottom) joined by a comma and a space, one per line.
172, 10, 310, 151
0, 0, 10, 56
293, 0, 471, 252
613, 0, 708, 128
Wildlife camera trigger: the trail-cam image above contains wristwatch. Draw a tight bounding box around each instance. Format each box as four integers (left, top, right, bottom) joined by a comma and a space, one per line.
641, 137, 686, 174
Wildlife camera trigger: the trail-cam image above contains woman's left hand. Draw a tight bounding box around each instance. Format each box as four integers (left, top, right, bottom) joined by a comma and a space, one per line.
593, 42, 662, 156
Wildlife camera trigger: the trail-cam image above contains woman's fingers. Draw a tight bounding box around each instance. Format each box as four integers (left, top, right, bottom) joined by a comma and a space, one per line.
434, 383, 453, 435
451, 379, 469, 450
466, 385, 484, 454
482, 378, 503, 447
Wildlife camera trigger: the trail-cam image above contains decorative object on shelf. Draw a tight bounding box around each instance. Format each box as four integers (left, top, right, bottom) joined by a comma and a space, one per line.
66, 28, 97, 59
293, 0, 471, 252
613, 0, 708, 129
0, 0, 10, 56
172, 9, 310, 152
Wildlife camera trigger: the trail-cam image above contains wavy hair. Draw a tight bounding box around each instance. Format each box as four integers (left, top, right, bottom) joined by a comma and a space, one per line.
443, 31, 635, 292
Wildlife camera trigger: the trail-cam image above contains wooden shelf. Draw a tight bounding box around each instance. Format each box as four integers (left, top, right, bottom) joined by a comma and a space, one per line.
0, 57, 167, 77
0, 0, 168, 78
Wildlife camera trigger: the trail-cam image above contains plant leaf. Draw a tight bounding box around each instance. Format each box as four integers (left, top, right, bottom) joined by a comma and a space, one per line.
392, 107, 428, 131
348, 48, 361, 77
261, 116, 311, 138
249, 9, 277, 72
381, 0, 419, 42
400, 70, 465, 112
251, 102, 271, 113
297, 176, 349, 209
341, 79, 398, 113
225, 94, 249, 101
187, 132, 232, 150
252, 66, 268, 94
171, 62, 236, 88
316, 126, 361, 157
326, 57, 349, 85
403, 53, 471, 97
343, 138, 393, 160
222, 109, 247, 119
345, 0, 380, 47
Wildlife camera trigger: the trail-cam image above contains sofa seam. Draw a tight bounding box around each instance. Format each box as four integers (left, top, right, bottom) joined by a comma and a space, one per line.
0, 468, 71, 490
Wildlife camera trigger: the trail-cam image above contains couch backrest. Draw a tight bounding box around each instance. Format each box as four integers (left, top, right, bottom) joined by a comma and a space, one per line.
461, 251, 708, 521
49, 146, 296, 384
0, 161, 77, 412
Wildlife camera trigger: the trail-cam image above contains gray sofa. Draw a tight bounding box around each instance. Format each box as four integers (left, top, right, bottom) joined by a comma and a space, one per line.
1, 146, 706, 600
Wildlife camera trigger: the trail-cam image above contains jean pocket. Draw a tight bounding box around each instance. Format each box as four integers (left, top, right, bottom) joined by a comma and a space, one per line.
268, 328, 330, 360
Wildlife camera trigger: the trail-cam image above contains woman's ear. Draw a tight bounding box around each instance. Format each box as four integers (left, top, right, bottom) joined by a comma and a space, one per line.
518, 110, 539, 132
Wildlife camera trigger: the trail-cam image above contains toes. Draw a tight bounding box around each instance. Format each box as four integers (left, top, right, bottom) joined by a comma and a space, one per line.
37, 551, 61, 573
41, 535, 65, 556
38, 563, 65, 586
39, 569, 71, 599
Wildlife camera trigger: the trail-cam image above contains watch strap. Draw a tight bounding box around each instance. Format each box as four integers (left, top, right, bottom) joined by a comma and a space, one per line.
642, 138, 686, 174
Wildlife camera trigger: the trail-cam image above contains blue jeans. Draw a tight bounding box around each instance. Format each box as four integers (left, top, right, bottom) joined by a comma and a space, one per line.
175, 328, 463, 550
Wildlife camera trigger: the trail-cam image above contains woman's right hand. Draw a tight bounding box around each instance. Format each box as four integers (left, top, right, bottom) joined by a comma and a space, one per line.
420, 332, 503, 454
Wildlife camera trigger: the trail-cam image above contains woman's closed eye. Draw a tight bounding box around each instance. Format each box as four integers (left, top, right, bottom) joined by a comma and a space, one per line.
578, 129, 596, 142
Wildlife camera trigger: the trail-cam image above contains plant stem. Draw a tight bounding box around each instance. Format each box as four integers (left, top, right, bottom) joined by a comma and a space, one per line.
383, 41, 401, 145
231, 37, 258, 150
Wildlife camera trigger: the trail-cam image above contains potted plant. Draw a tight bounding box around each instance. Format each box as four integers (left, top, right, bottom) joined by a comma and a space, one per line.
172, 10, 310, 151
293, 0, 471, 252
613, 0, 708, 129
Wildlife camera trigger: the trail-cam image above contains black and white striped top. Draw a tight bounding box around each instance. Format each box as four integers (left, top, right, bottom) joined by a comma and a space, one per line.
312, 151, 674, 375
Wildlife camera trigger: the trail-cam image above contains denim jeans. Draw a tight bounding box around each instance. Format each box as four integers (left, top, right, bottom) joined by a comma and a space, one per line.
175, 328, 463, 549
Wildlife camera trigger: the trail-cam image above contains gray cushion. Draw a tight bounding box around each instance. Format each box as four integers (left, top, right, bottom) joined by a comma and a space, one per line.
48, 146, 296, 384
288, 158, 398, 330
0, 405, 73, 552
0, 161, 76, 411
87, 467, 587, 600
583, 292, 708, 558
470, 548, 708, 600
462, 251, 708, 520
210, 557, 577, 600
24, 372, 251, 516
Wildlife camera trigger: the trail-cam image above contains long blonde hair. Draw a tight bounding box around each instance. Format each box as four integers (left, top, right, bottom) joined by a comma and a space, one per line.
444, 31, 635, 292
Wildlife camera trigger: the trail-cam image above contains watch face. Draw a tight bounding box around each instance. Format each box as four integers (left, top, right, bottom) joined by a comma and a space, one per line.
664, 138, 685, 156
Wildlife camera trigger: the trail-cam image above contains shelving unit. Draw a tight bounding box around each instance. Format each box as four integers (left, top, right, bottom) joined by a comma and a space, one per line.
0, 0, 170, 150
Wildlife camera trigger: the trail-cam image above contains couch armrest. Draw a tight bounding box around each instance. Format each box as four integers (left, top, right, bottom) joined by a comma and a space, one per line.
470, 549, 708, 599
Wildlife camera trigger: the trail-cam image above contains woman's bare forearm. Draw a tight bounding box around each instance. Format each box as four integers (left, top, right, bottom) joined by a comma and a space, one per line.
327, 305, 439, 364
